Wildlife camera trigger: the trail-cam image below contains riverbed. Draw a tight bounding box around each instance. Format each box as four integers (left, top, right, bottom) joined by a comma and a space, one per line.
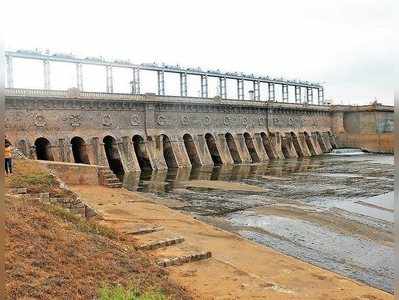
122, 152, 394, 293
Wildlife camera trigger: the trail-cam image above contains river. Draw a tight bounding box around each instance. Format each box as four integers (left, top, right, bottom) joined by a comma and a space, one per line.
122, 151, 394, 293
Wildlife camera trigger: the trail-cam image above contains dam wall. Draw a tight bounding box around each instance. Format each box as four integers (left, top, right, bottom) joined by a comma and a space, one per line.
5, 89, 392, 177
331, 104, 393, 154
4, 89, 336, 175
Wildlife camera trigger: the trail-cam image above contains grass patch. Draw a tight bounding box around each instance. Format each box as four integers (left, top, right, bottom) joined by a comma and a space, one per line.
9, 171, 57, 192
98, 284, 167, 300
41, 202, 118, 240
6, 159, 74, 198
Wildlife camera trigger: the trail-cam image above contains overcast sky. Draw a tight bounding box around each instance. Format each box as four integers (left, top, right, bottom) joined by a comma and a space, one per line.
3, 0, 398, 105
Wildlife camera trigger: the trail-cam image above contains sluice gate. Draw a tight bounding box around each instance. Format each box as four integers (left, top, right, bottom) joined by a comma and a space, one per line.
5, 89, 338, 175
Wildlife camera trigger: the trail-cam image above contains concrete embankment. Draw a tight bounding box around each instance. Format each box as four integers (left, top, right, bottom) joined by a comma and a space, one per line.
331, 104, 393, 154
71, 185, 393, 300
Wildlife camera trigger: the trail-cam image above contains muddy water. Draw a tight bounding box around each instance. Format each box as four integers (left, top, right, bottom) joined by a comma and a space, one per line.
122, 153, 394, 293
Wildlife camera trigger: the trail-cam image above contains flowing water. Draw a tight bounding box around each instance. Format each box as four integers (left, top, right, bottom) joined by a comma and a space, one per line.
122, 151, 394, 293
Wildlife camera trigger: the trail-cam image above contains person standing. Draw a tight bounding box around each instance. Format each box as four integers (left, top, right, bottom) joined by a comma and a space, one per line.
5, 141, 13, 175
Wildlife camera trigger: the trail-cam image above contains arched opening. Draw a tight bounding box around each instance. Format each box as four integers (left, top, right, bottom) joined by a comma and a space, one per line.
162, 135, 178, 168
103, 136, 124, 178
34, 137, 54, 161
315, 132, 327, 152
260, 132, 276, 159
225, 133, 241, 164
205, 133, 222, 165
244, 133, 260, 163
304, 132, 316, 155
132, 135, 152, 171
280, 136, 290, 159
290, 132, 304, 158
17, 139, 28, 156
183, 134, 201, 167
71, 137, 90, 164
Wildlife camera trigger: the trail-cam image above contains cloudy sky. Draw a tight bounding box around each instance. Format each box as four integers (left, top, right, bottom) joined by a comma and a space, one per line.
3, 0, 398, 105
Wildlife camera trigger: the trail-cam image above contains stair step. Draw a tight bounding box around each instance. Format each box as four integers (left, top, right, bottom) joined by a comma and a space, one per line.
106, 183, 123, 188
103, 173, 115, 177
122, 226, 164, 235
9, 187, 28, 194
99, 170, 115, 176
157, 251, 212, 267
98, 167, 122, 188
136, 236, 185, 251
105, 178, 120, 183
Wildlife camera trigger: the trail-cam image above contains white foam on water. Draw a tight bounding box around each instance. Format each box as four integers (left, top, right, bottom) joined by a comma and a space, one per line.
329, 148, 366, 155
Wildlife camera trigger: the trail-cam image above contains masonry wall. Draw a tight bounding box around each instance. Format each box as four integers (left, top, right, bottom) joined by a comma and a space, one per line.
4, 94, 353, 173
38, 161, 103, 185
331, 106, 393, 153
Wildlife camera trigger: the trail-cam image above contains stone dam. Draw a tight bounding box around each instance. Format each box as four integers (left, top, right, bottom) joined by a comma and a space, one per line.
4, 88, 393, 178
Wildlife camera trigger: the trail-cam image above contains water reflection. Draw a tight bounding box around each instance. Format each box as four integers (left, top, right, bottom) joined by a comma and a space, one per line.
122, 158, 324, 193
121, 154, 394, 293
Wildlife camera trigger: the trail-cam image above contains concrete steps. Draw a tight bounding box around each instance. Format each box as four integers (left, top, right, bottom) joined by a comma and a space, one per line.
121, 224, 164, 235
136, 236, 185, 251
131, 229, 212, 267
98, 168, 122, 188
157, 251, 212, 267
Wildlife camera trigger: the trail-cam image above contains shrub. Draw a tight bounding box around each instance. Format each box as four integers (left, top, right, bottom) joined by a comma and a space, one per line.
98, 283, 166, 300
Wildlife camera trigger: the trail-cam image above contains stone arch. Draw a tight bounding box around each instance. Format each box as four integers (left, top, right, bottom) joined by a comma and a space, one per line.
205, 133, 222, 165
132, 135, 152, 171
290, 132, 304, 157
260, 132, 276, 159
304, 132, 316, 155
71, 136, 90, 164
103, 135, 124, 178
34, 137, 54, 161
183, 134, 201, 167
162, 134, 178, 168
17, 139, 28, 156
280, 136, 291, 159
225, 133, 241, 164
243, 132, 260, 163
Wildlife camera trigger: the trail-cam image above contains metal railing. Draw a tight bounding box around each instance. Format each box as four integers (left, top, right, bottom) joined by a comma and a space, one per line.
5, 88, 146, 101
5, 88, 330, 110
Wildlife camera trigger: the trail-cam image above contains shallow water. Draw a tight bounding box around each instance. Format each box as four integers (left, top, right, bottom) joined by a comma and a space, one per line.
122, 153, 394, 293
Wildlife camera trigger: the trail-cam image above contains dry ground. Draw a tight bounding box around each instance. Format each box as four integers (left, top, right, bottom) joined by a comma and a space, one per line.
5, 160, 192, 299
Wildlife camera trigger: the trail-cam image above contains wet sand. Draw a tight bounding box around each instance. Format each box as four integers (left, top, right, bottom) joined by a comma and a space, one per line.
71, 185, 392, 300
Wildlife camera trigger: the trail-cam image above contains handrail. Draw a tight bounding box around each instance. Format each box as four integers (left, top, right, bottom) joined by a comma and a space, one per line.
5, 88, 330, 109
5, 88, 146, 101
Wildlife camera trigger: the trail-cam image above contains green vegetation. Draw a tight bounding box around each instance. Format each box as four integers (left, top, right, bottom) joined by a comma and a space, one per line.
41, 202, 118, 240
98, 284, 167, 300
10, 171, 56, 192
6, 160, 73, 197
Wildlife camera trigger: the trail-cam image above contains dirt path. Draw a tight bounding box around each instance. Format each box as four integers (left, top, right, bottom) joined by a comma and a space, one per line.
72, 185, 393, 300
